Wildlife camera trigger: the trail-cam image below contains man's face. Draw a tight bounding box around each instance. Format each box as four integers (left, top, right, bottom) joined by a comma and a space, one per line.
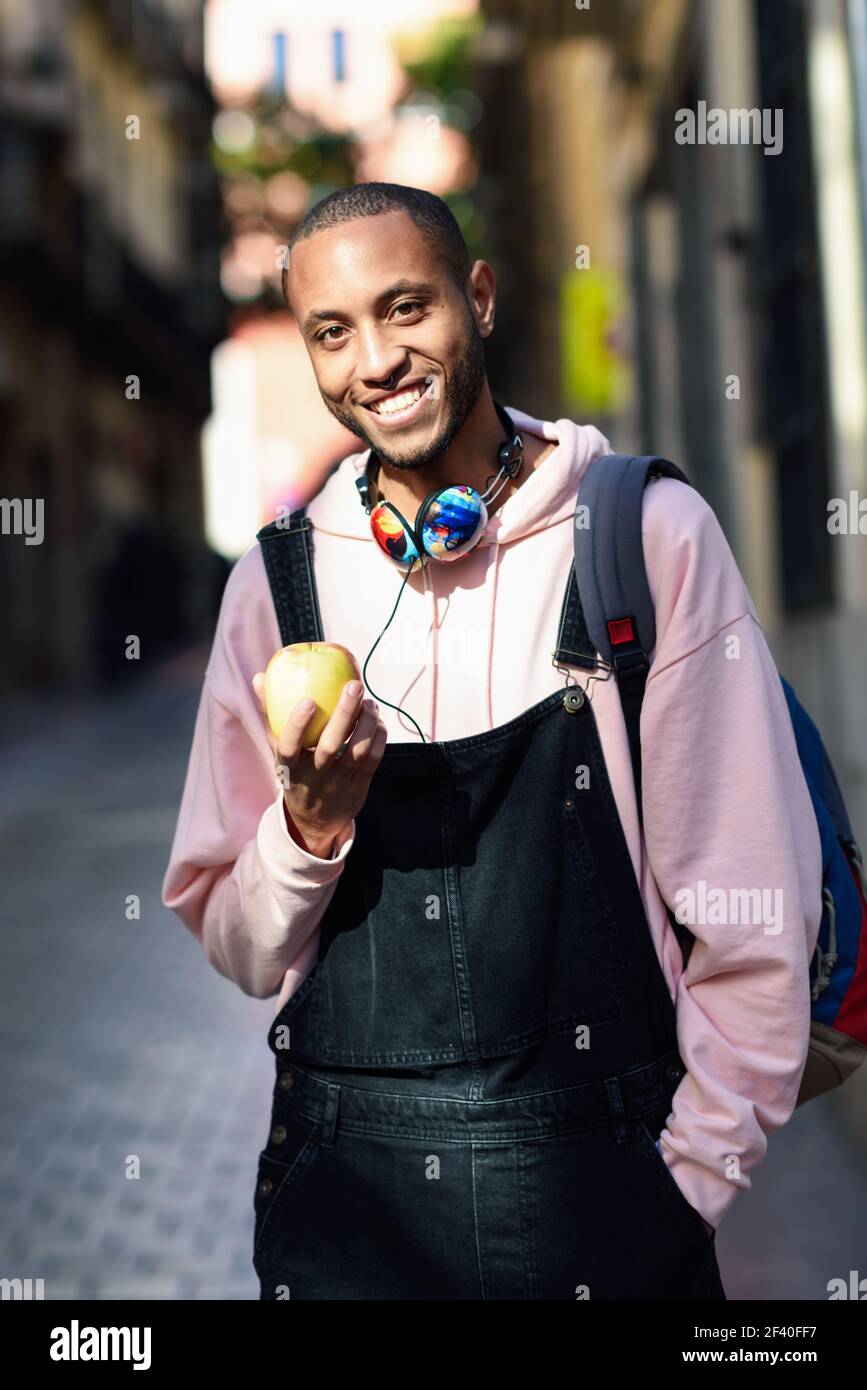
286, 210, 490, 470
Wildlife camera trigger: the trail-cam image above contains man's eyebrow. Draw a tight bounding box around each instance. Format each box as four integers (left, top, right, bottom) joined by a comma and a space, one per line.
302, 281, 437, 337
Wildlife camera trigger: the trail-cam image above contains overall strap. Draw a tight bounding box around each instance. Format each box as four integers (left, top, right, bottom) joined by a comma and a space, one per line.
256, 509, 324, 647
552, 566, 599, 669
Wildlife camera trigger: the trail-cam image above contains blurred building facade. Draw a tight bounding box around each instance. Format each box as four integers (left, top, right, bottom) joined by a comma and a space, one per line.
201, 0, 478, 558
477, 0, 867, 835
0, 0, 226, 695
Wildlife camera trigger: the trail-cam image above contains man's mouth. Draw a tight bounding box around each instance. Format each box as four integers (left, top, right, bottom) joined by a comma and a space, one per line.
361, 380, 434, 428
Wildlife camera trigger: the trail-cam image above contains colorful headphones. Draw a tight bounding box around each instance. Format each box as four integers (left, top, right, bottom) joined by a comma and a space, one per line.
355, 401, 524, 573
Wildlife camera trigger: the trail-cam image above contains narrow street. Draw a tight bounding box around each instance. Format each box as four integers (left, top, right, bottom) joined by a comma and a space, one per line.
1, 651, 866, 1300
0, 649, 273, 1300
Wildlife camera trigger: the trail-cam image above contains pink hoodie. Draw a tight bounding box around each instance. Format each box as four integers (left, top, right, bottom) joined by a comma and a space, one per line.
162, 406, 823, 1231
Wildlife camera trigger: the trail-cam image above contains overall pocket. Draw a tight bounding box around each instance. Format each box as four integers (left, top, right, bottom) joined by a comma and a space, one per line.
634, 1110, 714, 1247
252, 1080, 325, 1268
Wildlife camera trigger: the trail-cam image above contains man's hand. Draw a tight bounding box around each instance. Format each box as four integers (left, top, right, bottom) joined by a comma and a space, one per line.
252, 673, 387, 858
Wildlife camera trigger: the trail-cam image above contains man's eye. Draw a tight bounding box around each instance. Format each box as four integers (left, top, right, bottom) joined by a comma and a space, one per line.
315, 302, 424, 342
392, 300, 424, 317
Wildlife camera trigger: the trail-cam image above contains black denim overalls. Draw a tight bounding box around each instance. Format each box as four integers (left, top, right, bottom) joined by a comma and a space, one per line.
251, 510, 727, 1301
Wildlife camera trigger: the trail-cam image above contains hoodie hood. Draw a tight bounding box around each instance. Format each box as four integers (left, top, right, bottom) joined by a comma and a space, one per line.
307, 406, 612, 548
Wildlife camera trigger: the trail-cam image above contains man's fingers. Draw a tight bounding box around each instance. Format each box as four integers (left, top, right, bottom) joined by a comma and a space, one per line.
251, 674, 281, 765
344, 703, 382, 767
256, 674, 367, 772
357, 720, 388, 775
276, 698, 318, 764
314, 682, 365, 764
252, 672, 266, 714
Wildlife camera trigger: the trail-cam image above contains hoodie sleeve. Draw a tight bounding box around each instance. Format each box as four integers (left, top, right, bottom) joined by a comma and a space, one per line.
638, 478, 823, 1230
161, 545, 356, 1000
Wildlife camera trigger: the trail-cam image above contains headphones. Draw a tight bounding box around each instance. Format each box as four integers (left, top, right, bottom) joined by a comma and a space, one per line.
355, 400, 524, 573
354, 398, 524, 742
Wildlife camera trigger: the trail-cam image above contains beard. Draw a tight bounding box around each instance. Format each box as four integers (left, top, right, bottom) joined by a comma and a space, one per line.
320, 311, 487, 471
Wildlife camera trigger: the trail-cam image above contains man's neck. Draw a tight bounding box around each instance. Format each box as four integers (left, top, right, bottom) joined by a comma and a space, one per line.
369, 389, 553, 520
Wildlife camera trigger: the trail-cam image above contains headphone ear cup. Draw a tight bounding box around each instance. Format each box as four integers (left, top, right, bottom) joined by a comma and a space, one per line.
414, 487, 449, 534
369, 500, 425, 571
416, 485, 487, 563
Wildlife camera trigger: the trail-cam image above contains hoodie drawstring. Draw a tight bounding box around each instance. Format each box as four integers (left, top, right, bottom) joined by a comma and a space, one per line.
486, 542, 503, 731
423, 561, 436, 742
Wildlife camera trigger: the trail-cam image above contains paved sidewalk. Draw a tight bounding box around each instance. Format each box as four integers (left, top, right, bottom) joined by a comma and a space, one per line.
0, 651, 275, 1300
1, 651, 866, 1300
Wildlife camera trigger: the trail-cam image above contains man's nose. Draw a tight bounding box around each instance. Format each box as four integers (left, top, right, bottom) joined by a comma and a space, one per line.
355, 327, 406, 386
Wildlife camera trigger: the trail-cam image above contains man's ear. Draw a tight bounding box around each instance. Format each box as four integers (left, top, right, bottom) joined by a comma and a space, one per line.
466, 260, 495, 338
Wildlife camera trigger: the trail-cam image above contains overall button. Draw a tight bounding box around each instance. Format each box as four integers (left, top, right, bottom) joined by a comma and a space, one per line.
278, 1070, 294, 1091
257, 1177, 273, 1197
563, 687, 585, 713
270, 1124, 288, 1145
665, 1060, 684, 1081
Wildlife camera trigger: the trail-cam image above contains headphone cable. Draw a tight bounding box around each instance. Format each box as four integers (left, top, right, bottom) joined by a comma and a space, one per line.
358, 402, 521, 746
361, 563, 428, 743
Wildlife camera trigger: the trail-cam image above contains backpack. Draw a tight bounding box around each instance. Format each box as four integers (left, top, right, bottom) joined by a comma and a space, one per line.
572, 452, 867, 1107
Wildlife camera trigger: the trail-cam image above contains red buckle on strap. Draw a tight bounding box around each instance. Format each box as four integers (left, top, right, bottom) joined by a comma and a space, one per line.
607, 617, 635, 646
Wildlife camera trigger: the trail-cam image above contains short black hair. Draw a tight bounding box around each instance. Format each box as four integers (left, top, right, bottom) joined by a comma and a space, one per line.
283, 182, 472, 303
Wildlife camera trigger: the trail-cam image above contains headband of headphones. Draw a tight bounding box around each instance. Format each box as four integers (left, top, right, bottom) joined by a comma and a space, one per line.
355, 402, 524, 573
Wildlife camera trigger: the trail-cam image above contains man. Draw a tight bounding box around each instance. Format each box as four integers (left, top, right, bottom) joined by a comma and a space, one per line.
162, 182, 822, 1300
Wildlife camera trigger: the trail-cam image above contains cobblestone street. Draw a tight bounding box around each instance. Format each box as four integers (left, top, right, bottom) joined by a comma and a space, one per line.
0, 649, 274, 1300
1, 649, 866, 1301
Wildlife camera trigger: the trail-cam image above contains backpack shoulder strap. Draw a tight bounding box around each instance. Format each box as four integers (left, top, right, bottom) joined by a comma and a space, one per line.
256, 508, 325, 647
573, 453, 693, 827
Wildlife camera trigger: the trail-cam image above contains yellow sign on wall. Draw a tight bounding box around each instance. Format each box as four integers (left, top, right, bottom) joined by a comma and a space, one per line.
560, 266, 631, 415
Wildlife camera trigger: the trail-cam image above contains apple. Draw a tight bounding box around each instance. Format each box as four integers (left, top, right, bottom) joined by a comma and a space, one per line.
263, 641, 362, 749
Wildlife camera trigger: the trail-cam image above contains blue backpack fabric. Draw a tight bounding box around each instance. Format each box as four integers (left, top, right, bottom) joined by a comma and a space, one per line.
572, 452, 867, 1106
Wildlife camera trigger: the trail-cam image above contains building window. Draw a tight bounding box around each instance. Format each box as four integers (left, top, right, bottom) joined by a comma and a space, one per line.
271, 33, 287, 95
754, 0, 833, 610
331, 30, 346, 84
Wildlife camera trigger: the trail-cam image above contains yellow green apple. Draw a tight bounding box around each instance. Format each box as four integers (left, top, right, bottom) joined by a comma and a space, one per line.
263, 642, 362, 749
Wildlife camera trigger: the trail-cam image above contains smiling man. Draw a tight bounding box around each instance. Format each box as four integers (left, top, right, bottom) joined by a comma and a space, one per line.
286, 186, 557, 528
162, 182, 821, 1301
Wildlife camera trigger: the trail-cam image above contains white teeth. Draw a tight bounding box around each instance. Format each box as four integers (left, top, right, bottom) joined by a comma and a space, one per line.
372, 385, 424, 416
